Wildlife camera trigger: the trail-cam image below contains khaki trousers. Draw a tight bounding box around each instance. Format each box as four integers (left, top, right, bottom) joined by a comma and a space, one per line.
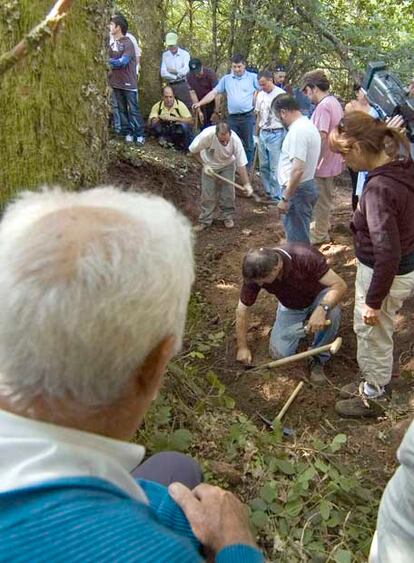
198, 164, 235, 225
354, 261, 414, 387
310, 176, 336, 243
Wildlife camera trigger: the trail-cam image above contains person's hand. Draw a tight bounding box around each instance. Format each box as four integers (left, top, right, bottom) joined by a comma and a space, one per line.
243, 183, 253, 197
192, 102, 201, 110
386, 114, 405, 131
362, 304, 380, 326
203, 164, 214, 177
198, 109, 204, 124
168, 482, 257, 554
253, 135, 259, 145
237, 346, 252, 365
307, 306, 328, 333
277, 199, 289, 213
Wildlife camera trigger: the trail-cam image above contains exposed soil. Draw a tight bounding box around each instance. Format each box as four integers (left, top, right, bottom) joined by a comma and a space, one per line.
109, 140, 414, 483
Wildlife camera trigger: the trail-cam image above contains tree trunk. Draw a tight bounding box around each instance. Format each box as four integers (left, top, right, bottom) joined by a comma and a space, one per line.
128, 0, 164, 117
0, 0, 111, 202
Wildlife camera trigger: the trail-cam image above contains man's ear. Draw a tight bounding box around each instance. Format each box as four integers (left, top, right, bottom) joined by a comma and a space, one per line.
133, 336, 175, 400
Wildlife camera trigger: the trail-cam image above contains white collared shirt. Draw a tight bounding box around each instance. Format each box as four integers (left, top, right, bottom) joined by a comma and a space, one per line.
189, 126, 248, 169
0, 408, 148, 504
160, 47, 190, 81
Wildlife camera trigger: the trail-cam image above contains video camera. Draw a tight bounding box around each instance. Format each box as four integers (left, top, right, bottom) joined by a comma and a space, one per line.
361, 62, 414, 141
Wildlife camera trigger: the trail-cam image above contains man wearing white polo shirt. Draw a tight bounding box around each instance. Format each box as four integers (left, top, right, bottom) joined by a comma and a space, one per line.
271, 94, 321, 243
189, 122, 253, 231
193, 54, 259, 168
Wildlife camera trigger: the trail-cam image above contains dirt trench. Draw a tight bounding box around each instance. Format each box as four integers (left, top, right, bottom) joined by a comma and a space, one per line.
109, 142, 414, 482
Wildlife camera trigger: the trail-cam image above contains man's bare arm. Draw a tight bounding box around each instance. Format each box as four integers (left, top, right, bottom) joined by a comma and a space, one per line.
193, 89, 217, 109
284, 158, 305, 199
307, 269, 347, 333
236, 300, 252, 364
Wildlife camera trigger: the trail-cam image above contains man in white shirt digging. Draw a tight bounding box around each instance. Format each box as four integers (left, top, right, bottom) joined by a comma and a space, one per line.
189, 122, 253, 231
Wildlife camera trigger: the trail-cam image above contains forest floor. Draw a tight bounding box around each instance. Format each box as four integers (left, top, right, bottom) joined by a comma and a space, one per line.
108, 139, 414, 562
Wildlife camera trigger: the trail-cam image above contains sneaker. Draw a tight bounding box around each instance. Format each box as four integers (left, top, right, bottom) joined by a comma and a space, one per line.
309, 358, 327, 385
136, 136, 145, 145
224, 219, 234, 229
193, 223, 209, 233
335, 382, 388, 418
125, 135, 134, 143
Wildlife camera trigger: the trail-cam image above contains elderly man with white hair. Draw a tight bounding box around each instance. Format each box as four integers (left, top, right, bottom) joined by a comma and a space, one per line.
0, 187, 263, 562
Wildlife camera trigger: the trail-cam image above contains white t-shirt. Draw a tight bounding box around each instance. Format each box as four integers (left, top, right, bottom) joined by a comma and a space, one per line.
189, 126, 248, 169
278, 116, 321, 187
255, 86, 285, 130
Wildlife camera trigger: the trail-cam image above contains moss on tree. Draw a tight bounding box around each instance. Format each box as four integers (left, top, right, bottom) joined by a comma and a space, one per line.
0, 1, 111, 204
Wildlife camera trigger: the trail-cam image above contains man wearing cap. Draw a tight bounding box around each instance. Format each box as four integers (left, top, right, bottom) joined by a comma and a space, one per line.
160, 32, 193, 110
193, 54, 259, 168
189, 122, 253, 232
235, 244, 346, 383
255, 70, 285, 202
187, 59, 220, 129
273, 65, 292, 93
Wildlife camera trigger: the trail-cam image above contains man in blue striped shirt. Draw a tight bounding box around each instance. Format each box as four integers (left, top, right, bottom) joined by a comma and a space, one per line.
0, 187, 263, 563
193, 54, 259, 167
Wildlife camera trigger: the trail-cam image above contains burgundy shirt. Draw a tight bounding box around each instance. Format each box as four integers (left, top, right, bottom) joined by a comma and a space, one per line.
108, 36, 137, 91
351, 159, 414, 309
240, 243, 330, 310
187, 67, 218, 100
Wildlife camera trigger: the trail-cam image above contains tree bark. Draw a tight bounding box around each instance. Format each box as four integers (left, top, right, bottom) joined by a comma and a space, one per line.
129, 0, 164, 116
0, 0, 111, 201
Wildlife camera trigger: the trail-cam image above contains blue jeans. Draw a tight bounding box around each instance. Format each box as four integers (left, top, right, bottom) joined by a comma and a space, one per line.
111, 90, 121, 134
113, 88, 145, 139
258, 129, 285, 200
270, 289, 341, 363
282, 180, 318, 242
228, 111, 255, 168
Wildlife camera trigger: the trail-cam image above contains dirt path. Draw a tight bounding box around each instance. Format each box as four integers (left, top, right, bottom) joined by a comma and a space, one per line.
109, 143, 414, 483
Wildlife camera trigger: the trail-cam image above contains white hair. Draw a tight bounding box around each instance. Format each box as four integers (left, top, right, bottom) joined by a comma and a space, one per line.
0, 187, 194, 407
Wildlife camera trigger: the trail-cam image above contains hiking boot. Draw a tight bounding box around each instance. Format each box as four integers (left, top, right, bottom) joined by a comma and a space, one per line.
193, 223, 209, 233
125, 134, 134, 143
309, 358, 328, 385
335, 382, 388, 418
158, 137, 168, 147
224, 219, 234, 229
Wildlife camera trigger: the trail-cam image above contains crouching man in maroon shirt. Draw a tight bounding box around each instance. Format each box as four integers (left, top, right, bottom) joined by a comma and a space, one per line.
236, 243, 347, 383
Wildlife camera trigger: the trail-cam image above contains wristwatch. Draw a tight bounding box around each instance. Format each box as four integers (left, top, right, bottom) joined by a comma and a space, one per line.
318, 303, 331, 313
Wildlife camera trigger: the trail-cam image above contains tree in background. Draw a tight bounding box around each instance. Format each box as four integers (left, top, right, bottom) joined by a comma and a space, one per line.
0, 0, 111, 202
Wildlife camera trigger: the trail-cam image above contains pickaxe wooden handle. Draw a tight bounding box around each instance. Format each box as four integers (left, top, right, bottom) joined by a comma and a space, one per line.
209, 170, 248, 193
246, 337, 342, 373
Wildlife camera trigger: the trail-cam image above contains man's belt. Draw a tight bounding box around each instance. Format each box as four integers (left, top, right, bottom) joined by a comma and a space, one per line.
229, 109, 254, 117
169, 78, 186, 85
261, 127, 284, 132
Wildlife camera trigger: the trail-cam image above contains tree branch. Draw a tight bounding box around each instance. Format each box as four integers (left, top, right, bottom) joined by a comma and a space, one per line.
293, 1, 358, 78
0, 0, 74, 79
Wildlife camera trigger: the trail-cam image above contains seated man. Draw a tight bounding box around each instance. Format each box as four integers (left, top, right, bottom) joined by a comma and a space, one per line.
0, 187, 263, 563
148, 85, 193, 150
236, 244, 346, 383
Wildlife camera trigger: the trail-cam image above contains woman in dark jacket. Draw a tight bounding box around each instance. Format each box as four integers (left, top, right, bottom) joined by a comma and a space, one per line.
329, 112, 414, 417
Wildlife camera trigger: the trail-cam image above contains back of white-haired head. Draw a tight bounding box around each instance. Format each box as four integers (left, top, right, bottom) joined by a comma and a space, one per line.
0, 187, 194, 407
